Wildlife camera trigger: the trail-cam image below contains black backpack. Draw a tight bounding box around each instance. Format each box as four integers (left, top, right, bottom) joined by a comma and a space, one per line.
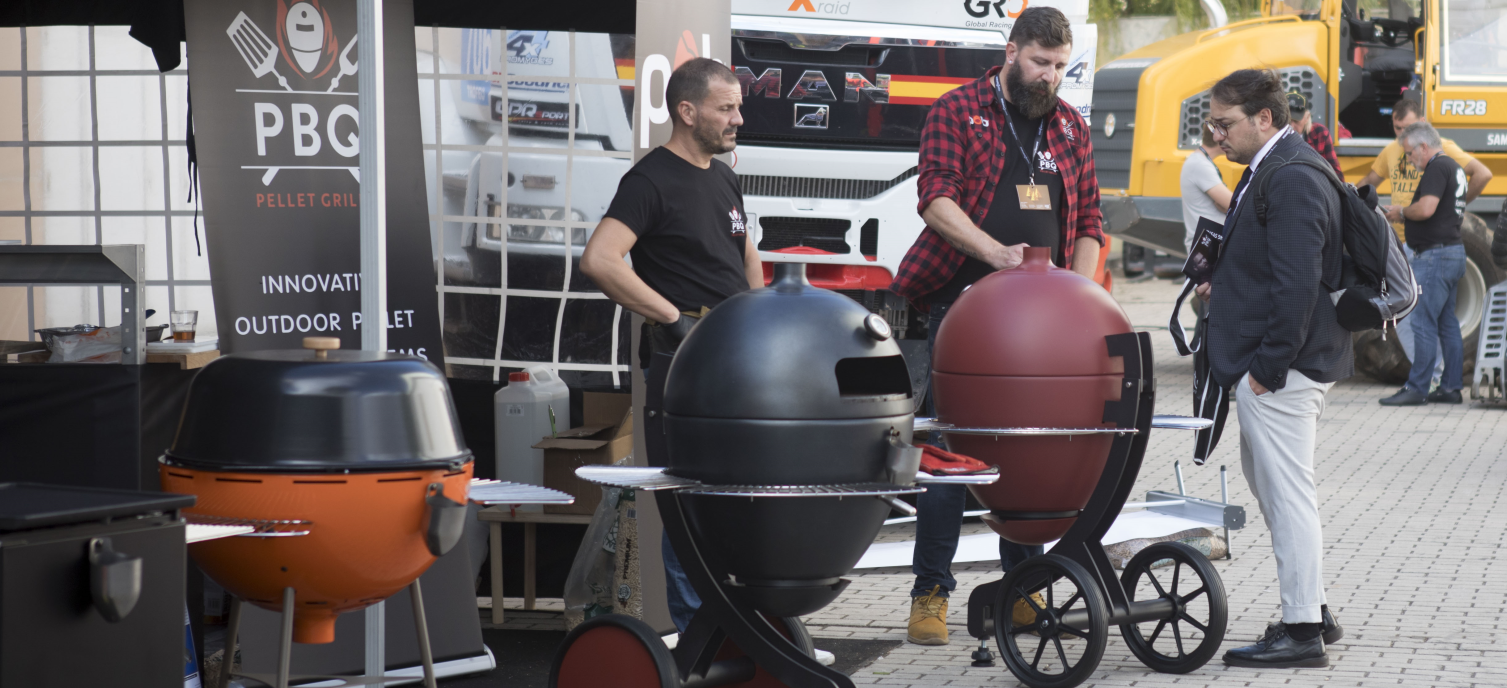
1251, 148, 1420, 331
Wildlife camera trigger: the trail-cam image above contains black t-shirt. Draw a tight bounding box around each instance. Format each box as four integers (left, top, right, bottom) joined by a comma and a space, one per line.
604, 147, 751, 312
1405, 153, 1467, 250
930, 98, 1063, 304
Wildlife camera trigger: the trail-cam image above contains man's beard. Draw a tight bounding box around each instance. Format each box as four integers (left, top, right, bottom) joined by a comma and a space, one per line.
694, 119, 736, 155
1006, 60, 1059, 120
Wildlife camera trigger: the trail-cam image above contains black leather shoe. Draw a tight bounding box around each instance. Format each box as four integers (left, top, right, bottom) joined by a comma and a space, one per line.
1321, 606, 1344, 644
1224, 623, 1328, 668
1262, 607, 1344, 646
1427, 388, 1463, 404
1379, 388, 1427, 406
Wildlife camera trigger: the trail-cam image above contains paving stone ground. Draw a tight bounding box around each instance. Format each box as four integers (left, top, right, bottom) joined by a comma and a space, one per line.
801, 275, 1507, 687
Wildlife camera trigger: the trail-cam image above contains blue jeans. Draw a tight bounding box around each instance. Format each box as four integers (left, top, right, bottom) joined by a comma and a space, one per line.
1396, 245, 1444, 388
912, 302, 1041, 598
662, 528, 701, 633
1407, 243, 1467, 394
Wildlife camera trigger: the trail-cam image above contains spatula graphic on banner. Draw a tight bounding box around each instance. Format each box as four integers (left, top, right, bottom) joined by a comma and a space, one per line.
226, 12, 292, 92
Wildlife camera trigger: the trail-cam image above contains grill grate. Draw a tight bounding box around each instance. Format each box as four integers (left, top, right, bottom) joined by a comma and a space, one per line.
739, 168, 917, 200
757, 216, 852, 253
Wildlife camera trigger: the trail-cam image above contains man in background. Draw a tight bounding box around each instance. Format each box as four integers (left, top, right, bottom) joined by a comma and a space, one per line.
1379, 121, 1469, 405
1286, 91, 1342, 176
1181, 124, 1232, 254
1359, 99, 1492, 393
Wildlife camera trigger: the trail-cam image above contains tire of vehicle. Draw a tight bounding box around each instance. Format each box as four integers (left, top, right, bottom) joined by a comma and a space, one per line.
1354, 212, 1504, 384
1122, 242, 1147, 278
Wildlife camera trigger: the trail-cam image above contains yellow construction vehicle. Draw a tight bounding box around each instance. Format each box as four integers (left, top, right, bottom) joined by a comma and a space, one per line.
1095, 0, 1507, 380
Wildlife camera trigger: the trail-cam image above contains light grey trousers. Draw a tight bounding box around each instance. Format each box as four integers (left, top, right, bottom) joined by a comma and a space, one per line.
1235, 369, 1334, 624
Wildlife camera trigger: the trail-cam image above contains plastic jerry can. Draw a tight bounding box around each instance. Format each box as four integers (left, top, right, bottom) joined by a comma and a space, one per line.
495, 366, 570, 492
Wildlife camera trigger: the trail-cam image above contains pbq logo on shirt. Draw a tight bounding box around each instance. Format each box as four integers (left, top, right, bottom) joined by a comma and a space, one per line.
1037, 150, 1059, 174
729, 207, 747, 235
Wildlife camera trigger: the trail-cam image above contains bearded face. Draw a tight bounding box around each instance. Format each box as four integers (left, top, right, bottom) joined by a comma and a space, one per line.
1006, 58, 1061, 120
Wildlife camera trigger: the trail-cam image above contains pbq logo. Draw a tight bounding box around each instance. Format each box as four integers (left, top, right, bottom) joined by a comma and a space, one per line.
226, 1, 361, 185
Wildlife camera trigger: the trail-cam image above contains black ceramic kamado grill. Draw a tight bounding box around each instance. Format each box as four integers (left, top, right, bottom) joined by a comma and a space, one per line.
548, 264, 995, 688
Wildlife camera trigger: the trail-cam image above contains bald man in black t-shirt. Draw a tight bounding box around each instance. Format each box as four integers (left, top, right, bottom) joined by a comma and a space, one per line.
580, 58, 762, 634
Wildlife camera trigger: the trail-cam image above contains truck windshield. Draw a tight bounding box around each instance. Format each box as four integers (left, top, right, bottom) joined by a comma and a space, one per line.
1442, 0, 1507, 83
1269, 0, 1324, 18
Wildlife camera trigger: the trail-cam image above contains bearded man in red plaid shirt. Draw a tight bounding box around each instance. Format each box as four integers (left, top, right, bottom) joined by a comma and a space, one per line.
900, 6, 1105, 647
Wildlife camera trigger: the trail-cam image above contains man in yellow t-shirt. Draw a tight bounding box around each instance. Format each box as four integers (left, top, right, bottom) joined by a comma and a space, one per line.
1358, 100, 1493, 242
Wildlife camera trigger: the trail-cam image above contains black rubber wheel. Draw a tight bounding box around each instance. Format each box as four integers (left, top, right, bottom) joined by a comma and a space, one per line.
1118, 541, 1228, 674
777, 615, 816, 657
994, 554, 1109, 688
1122, 242, 1147, 278
549, 614, 677, 688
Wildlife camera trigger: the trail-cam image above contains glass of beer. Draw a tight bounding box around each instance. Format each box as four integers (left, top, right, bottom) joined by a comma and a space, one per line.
171, 310, 198, 342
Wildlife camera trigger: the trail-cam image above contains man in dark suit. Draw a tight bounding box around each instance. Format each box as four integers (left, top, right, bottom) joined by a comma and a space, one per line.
1197, 69, 1354, 669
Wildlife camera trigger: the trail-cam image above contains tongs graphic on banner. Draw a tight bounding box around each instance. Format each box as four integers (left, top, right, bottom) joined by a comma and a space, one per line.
327, 35, 359, 93
226, 12, 293, 92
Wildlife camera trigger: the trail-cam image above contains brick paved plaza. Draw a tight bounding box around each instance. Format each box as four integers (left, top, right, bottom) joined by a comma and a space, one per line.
802, 275, 1507, 687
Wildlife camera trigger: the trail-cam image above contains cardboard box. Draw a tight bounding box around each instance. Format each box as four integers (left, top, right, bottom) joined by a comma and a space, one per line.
536, 392, 633, 515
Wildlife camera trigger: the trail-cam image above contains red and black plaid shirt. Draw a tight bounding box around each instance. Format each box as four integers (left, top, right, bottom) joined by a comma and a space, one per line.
891, 65, 1104, 308
1304, 123, 1342, 176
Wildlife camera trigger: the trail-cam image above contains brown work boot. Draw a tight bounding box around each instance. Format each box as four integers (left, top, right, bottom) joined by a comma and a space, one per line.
907, 586, 949, 645
1012, 593, 1077, 638
1012, 592, 1047, 628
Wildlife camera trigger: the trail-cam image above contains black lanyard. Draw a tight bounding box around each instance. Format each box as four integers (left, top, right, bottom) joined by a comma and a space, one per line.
993, 74, 1044, 187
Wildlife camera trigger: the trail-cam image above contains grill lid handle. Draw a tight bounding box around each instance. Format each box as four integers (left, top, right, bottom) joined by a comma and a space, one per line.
884, 430, 922, 486
770, 262, 810, 292
423, 482, 467, 557
303, 336, 340, 360
89, 537, 141, 623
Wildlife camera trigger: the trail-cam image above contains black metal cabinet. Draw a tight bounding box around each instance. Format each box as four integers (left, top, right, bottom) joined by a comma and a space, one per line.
0, 484, 192, 687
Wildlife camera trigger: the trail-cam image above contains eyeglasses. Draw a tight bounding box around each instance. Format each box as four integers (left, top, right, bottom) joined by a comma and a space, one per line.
1205, 115, 1249, 139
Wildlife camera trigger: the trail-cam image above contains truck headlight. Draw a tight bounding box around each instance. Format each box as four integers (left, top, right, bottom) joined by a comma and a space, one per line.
486, 205, 588, 245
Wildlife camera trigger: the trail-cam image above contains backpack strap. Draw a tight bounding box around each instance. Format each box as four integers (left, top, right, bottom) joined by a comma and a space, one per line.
1252, 147, 1344, 226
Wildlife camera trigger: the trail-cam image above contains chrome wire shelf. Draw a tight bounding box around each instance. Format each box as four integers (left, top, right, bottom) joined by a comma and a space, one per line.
575, 465, 701, 491
185, 514, 313, 538
914, 415, 1211, 435
915, 472, 1000, 485
680, 482, 925, 498
468, 479, 575, 505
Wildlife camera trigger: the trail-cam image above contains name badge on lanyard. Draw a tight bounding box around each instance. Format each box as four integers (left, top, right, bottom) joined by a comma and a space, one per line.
1016, 184, 1051, 210
995, 74, 1051, 212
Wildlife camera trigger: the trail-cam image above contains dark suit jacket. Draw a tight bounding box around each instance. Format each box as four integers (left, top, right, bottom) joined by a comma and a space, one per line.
1208, 133, 1354, 391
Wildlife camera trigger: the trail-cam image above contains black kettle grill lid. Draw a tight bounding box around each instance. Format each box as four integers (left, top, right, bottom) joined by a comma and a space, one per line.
664, 263, 913, 420
164, 337, 471, 473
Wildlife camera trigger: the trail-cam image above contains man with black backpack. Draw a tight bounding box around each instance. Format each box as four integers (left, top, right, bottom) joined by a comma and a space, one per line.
1197, 69, 1352, 669
1378, 120, 1469, 406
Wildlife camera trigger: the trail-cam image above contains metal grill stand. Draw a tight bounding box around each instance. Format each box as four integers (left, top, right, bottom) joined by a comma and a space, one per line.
208, 480, 572, 688
955, 332, 1231, 688
550, 351, 991, 688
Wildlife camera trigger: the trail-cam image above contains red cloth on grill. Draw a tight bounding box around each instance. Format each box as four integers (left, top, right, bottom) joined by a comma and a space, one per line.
920, 444, 995, 475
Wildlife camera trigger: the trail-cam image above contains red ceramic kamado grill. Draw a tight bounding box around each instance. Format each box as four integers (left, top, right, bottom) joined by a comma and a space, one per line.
160, 337, 573, 688
547, 265, 996, 688
925, 247, 1228, 688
